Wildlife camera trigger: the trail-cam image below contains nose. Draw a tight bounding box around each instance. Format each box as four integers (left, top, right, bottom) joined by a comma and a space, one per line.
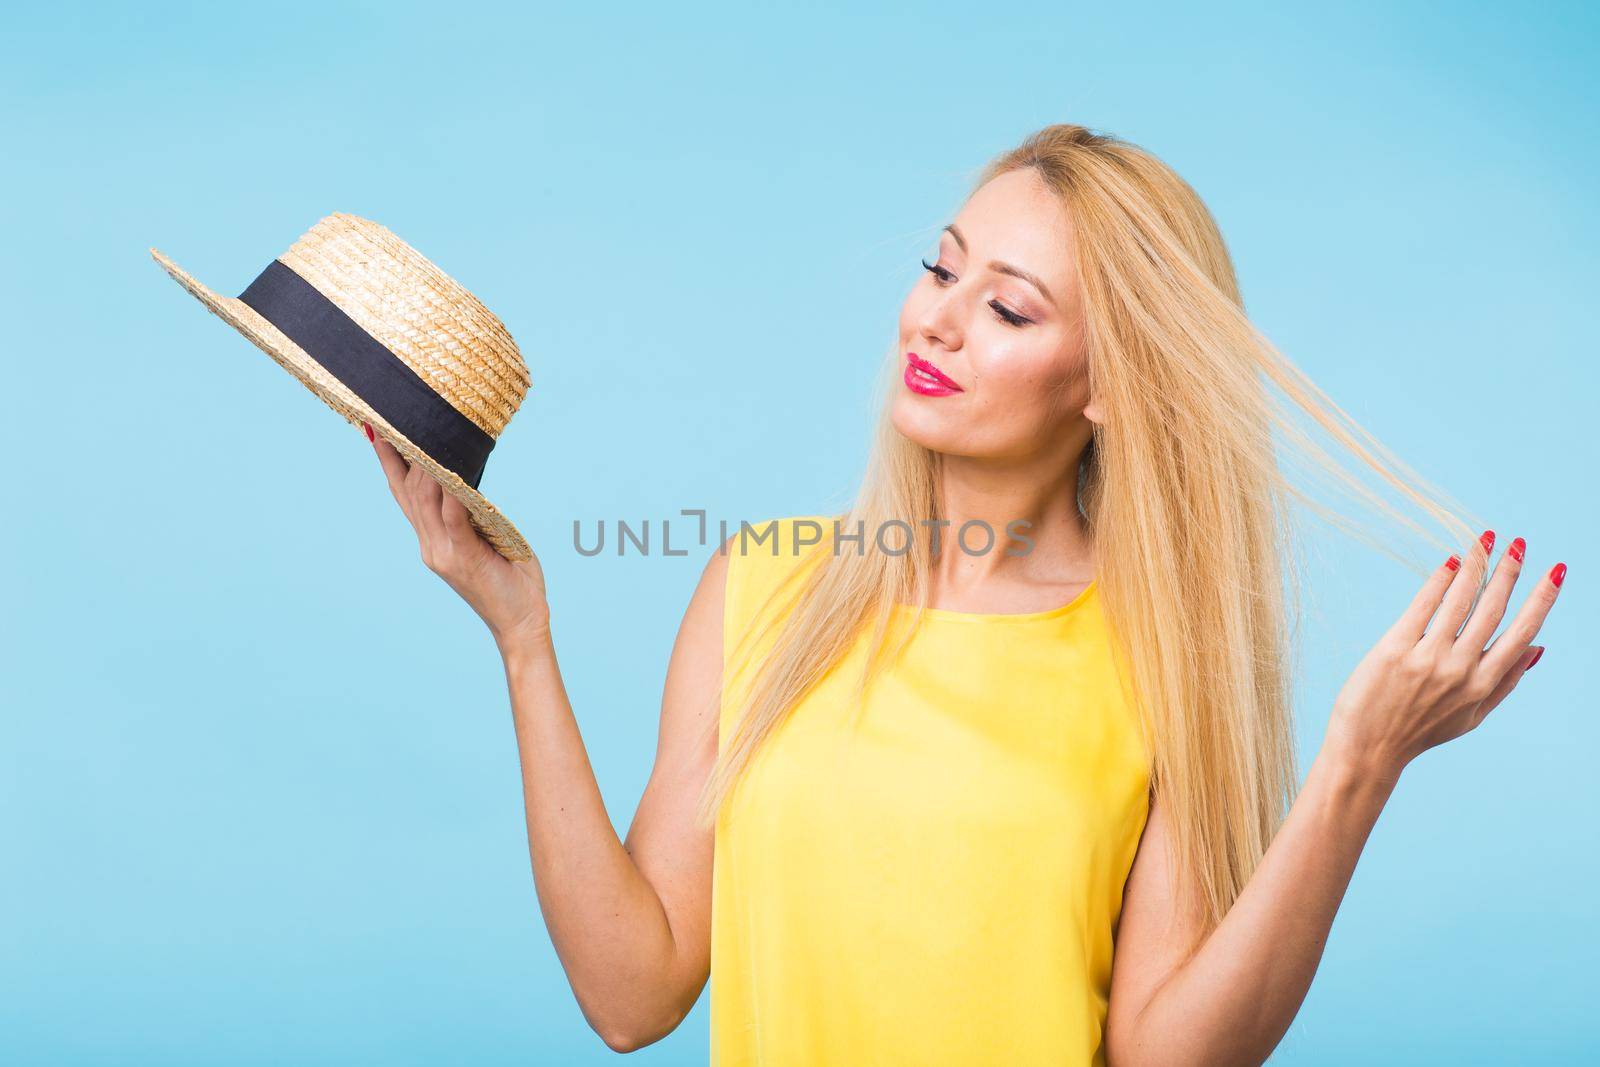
914, 281, 963, 352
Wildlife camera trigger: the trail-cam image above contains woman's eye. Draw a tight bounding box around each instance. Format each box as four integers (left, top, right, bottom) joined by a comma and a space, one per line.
920, 258, 1032, 328
990, 301, 1030, 327
920, 257, 955, 284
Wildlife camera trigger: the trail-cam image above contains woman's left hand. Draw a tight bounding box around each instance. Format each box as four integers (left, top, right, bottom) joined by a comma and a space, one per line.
1325, 531, 1566, 780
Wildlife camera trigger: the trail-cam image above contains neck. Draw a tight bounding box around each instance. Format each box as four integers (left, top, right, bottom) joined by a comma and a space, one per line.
929, 440, 1095, 593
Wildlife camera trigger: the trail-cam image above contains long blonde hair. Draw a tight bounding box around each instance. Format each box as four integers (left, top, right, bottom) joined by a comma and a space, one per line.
693, 123, 1485, 949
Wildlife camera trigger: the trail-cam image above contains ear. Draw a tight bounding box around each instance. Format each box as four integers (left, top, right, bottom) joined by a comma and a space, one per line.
1082, 398, 1104, 426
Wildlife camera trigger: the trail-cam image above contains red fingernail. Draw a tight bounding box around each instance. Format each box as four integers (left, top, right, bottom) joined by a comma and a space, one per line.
1479, 529, 1495, 553
1550, 562, 1566, 587
1444, 554, 1461, 571
363, 422, 374, 443
1508, 536, 1525, 563
1527, 646, 1544, 670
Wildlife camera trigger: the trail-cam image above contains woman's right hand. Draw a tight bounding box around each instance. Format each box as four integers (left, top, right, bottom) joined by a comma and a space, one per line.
366, 422, 552, 651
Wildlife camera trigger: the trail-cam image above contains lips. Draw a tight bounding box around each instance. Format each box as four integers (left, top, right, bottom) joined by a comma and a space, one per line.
905, 352, 963, 392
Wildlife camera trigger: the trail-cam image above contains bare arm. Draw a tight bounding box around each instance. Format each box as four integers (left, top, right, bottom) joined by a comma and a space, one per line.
1105, 746, 1392, 1066
498, 542, 724, 1053
366, 429, 726, 1053
1106, 533, 1562, 1067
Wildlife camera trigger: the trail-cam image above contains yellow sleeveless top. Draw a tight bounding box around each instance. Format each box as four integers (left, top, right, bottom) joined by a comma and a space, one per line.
710, 515, 1152, 1066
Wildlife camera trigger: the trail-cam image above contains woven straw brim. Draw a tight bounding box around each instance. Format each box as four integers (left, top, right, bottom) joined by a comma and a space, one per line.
150, 249, 533, 562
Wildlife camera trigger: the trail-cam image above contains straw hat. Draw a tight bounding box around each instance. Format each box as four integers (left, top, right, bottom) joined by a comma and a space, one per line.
150, 213, 533, 561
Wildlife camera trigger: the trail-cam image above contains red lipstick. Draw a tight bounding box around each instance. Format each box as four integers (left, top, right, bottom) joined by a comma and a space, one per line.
904, 352, 964, 396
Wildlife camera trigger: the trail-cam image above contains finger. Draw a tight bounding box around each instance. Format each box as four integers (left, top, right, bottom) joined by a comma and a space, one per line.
370, 428, 416, 520
1478, 562, 1567, 681
405, 463, 450, 547
1389, 551, 1470, 647
1471, 644, 1543, 729
439, 488, 481, 547
1419, 529, 1496, 649
1456, 535, 1526, 653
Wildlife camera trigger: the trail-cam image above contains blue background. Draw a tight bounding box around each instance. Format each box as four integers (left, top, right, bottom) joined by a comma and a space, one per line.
3, 2, 1594, 1062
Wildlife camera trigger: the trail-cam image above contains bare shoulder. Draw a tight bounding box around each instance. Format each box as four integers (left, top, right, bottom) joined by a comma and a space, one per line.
651, 533, 734, 772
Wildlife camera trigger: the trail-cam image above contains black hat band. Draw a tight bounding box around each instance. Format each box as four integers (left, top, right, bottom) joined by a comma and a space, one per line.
238, 259, 495, 490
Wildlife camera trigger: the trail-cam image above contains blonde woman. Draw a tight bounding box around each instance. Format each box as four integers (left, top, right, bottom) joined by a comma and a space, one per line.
363, 124, 1567, 1065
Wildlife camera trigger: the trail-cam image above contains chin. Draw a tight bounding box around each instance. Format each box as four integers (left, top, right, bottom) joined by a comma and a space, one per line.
890, 393, 961, 454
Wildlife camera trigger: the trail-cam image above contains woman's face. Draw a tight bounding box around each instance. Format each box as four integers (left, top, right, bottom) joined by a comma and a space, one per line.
892, 167, 1100, 460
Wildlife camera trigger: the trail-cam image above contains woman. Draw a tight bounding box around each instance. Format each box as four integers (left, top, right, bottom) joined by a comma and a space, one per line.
362, 124, 1566, 1065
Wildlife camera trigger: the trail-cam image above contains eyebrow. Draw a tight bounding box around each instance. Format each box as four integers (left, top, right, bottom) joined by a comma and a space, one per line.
944, 223, 1055, 306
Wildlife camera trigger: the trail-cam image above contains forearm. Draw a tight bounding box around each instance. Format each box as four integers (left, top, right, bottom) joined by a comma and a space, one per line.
1118, 739, 1398, 1066
498, 629, 683, 1047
